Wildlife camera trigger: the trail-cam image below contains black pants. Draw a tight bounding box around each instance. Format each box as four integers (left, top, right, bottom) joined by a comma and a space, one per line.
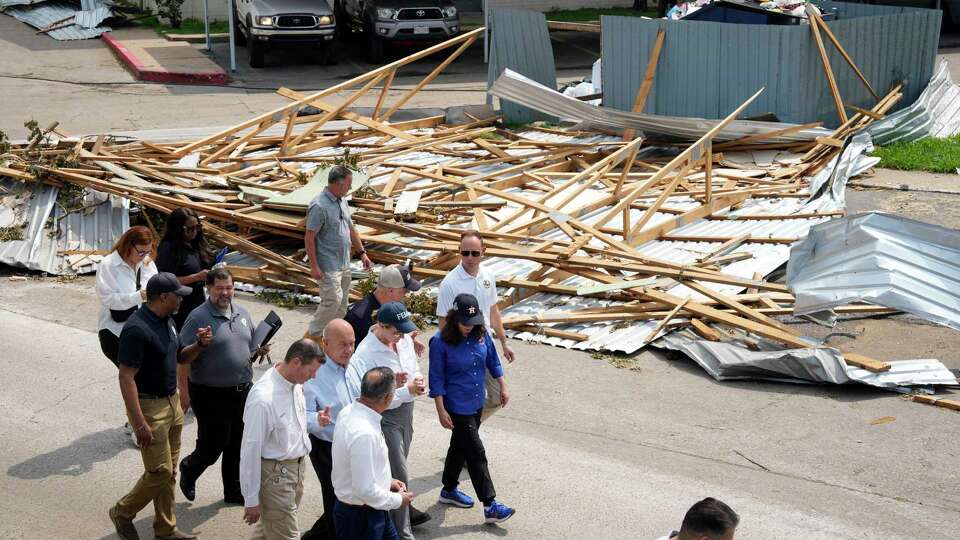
179, 380, 249, 498
442, 408, 496, 506
98, 329, 120, 367
303, 435, 338, 540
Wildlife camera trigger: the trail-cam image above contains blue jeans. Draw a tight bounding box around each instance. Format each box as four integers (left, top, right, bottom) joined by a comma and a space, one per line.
333, 501, 399, 540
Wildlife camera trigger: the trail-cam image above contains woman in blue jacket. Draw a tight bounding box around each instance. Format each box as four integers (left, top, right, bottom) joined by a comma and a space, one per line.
428, 293, 516, 525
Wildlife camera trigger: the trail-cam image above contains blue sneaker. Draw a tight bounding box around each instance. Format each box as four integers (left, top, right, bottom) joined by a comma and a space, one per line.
438, 488, 474, 508
483, 501, 516, 524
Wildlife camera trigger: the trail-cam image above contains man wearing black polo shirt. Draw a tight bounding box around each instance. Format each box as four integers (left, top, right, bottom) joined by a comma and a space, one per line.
109, 272, 199, 540
344, 264, 421, 344
177, 268, 268, 505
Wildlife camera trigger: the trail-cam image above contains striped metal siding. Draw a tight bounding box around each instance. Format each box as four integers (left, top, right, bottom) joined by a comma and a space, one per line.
487, 8, 558, 123
602, 4, 941, 128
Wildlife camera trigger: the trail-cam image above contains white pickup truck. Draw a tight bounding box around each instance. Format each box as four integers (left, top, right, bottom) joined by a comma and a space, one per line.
234, 0, 338, 68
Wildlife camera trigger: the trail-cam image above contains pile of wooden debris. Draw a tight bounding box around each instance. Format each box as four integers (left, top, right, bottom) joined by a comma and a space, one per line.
1, 27, 940, 396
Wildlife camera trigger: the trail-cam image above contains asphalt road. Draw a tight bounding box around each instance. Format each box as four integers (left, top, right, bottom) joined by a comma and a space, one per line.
0, 278, 958, 539
2, 11, 960, 540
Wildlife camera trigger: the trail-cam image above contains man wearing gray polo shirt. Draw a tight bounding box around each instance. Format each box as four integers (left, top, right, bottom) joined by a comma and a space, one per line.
304, 165, 372, 340
177, 268, 267, 505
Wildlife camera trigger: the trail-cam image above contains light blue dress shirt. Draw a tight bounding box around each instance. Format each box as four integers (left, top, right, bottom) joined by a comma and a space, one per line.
303, 354, 353, 442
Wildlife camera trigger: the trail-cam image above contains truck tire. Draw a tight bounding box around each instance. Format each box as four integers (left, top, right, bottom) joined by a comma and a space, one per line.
233, 8, 246, 46
334, 0, 349, 41
249, 38, 265, 68
366, 26, 384, 64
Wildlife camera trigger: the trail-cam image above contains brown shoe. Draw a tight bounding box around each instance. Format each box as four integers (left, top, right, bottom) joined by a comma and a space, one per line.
109, 505, 140, 540
154, 529, 198, 540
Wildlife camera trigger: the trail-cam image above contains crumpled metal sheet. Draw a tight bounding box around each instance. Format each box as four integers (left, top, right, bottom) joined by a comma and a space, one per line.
655, 332, 958, 389
3, 1, 111, 40
806, 132, 878, 206
867, 59, 960, 145
786, 212, 960, 331
488, 69, 833, 143
0, 180, 128, 275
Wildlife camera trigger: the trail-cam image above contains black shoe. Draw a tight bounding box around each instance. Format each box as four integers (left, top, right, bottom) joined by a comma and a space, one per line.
410, 505, 431, 527
178, 460, 195, 502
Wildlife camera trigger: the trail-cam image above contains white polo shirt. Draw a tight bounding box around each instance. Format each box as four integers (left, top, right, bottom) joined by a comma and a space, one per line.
436, 263, 498, 326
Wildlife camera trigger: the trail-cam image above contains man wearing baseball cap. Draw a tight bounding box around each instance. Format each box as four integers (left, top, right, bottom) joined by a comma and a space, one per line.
110, 273, 199, 540
346, 302, 429, 538
344, 263, 421, 345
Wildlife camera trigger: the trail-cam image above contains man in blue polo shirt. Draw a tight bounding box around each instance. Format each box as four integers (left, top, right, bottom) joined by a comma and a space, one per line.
109, 273, 198, 540
177, 268, 268, 505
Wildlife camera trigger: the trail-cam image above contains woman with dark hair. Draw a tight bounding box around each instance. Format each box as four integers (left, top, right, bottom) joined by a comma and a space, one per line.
95, 225, 158, 441
428, 293, 516, 525
156, 208, 213, 331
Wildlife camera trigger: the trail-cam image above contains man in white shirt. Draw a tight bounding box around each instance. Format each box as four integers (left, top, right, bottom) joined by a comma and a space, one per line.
240, 339, 323, 540
346, 303, 426, 540
655, 498, 739, 540
332, 367, 414, 540
436, 230, 515, 419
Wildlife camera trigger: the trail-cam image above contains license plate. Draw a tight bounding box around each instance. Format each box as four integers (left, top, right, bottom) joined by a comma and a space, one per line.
414, 26, 428, 34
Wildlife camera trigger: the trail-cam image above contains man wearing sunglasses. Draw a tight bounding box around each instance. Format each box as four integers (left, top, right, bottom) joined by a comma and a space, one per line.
436, 230, 515, 420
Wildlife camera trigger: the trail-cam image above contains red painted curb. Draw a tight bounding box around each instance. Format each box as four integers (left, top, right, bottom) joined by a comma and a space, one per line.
101, 31, 229, 86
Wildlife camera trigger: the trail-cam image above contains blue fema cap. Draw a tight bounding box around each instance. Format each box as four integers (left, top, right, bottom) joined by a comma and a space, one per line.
377, 301, 417, 334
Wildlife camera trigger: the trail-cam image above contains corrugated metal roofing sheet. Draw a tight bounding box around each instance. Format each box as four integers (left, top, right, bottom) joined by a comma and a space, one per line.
600, 5, 941, 127
486, 8, 557, 124
0, 180, 128, 274
3, 1, 111, 40
786, 212, 960, 331
488, 69, 833, 142
867, 59, 960, 145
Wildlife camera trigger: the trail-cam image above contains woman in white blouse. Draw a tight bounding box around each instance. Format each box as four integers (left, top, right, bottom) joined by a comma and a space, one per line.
95, 225, 158, 366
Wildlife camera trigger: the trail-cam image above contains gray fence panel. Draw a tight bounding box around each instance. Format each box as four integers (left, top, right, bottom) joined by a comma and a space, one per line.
601, 2, 941, 128
487, 8, 558, 123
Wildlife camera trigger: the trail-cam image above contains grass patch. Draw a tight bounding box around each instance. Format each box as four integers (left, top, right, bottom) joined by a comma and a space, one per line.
137, 15, 230, 35
871, 135, 960, 174
546, 6, 656, 23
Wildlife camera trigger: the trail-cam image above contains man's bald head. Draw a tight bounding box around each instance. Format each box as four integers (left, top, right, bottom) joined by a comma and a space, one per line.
322, 319, 355, 366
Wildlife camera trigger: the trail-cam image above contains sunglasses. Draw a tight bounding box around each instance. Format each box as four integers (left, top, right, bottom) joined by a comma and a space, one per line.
460, 250, 482, 258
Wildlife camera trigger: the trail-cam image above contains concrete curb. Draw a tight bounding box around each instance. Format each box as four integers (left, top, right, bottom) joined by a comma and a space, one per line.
101, 31, 229, 86
164, 32, 230, 43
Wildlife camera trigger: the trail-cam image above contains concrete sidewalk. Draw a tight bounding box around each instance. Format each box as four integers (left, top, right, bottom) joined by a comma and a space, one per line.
102, 27, 228, 85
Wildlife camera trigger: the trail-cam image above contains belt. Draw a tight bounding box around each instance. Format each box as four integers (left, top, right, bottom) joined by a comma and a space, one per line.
191, 381, 252, 392
138, 392, 175, 400
341, 502, 374, 510
262, 456, 304, 465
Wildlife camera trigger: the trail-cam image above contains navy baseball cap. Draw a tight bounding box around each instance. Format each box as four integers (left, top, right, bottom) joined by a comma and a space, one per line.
453, 293, 484, 326
146, 272, 193, 297
378, 301, 417, 333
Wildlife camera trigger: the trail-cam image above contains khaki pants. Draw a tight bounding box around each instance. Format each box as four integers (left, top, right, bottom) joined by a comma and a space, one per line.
251, 457, 307, 540
308, 267, 352, 336
115, 394, 184, 536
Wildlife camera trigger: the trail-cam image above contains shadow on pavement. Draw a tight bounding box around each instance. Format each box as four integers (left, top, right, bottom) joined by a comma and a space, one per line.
96, 501, 223, 540
7, 427, 135, 479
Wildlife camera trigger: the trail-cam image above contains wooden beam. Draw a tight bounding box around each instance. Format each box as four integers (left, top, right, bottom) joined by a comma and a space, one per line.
623, 29, 666, 141
807, 11, 848, 124
645, 298, 689, 342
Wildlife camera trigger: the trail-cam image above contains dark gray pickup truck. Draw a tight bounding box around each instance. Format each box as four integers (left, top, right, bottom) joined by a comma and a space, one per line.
335, 0, 460, 62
